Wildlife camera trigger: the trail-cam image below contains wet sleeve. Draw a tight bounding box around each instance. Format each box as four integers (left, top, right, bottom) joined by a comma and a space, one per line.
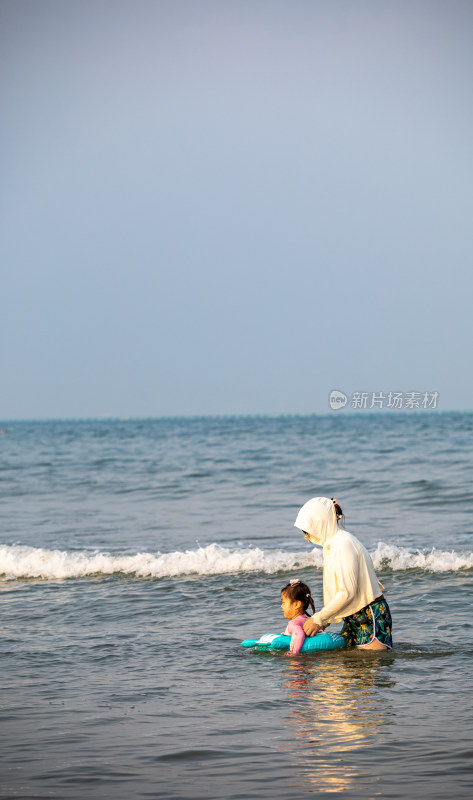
312, 540, 359, 626
288, 619, 306, 654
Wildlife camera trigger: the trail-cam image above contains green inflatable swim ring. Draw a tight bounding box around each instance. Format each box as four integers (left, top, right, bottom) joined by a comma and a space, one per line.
241, 631, 345, 652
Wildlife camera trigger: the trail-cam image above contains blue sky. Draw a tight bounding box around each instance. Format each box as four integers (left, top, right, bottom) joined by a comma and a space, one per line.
1, 0, 472, 418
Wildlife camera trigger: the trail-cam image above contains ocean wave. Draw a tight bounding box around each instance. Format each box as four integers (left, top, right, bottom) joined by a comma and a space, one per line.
371, 542, 473, 572
0, 543, 323, 580
1, 542, 472, 581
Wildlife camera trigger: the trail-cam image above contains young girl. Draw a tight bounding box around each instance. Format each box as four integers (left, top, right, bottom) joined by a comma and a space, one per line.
281, 579, 316, 654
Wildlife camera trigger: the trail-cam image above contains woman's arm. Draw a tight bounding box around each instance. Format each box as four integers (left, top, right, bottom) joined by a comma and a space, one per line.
311, 540, 359, 627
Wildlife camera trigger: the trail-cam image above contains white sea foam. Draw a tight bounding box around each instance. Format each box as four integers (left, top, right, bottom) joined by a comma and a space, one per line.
370, 541, 473, 573
0, 543, 323, 580
0, 542, 472, 581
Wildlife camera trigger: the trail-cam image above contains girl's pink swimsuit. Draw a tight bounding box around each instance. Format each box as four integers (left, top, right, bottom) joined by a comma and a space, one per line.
284, 615, 308, 654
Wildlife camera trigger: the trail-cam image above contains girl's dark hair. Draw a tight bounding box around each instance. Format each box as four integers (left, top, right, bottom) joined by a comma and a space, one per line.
281, 580, 315, 615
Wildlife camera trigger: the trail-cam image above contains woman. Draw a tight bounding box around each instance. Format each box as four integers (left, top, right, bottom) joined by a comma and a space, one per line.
295, 497, 392, 650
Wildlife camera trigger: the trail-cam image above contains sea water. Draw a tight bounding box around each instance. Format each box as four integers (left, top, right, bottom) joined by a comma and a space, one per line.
0, 413, 472, 799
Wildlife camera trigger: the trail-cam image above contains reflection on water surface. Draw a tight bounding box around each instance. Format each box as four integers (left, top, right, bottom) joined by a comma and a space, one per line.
279, 651, 396, 794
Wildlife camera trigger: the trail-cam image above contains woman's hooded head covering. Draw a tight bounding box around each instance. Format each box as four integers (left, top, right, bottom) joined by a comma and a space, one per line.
294, 497, 340, 546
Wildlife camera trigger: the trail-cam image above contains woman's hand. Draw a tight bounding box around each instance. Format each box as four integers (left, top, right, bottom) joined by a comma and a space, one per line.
303, 618, 322, 637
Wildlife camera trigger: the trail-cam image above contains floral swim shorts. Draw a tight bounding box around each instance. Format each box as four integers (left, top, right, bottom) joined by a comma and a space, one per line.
341, 597, 393, 648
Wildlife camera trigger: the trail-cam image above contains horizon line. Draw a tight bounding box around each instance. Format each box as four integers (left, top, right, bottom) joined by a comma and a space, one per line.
1, 408, 470, 424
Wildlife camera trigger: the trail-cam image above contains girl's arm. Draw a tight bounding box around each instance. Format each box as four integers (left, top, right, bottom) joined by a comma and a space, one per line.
288, 619, 306, 654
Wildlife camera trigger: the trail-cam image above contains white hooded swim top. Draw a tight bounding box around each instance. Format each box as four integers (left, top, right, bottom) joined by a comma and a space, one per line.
294, 497, 384, 625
